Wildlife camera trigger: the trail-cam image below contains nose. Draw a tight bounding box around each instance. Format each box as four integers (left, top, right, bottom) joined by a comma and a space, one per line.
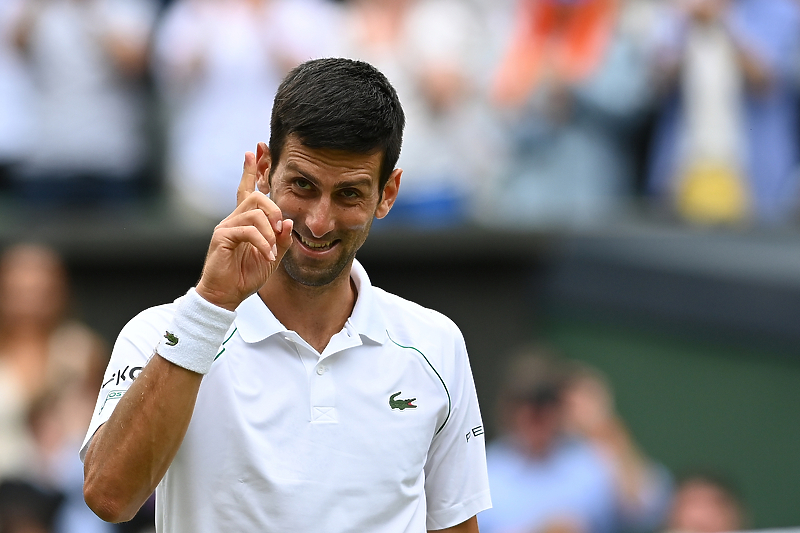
305, 198, 335, 238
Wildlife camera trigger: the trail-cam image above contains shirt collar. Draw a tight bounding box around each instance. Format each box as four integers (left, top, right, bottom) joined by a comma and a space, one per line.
234, 259, 387, 345
348, 259, 388, 345
234, 290, 286, 344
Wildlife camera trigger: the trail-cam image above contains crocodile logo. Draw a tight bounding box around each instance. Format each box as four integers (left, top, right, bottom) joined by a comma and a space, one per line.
164, 331, 179, 346
389, 392, 417, 410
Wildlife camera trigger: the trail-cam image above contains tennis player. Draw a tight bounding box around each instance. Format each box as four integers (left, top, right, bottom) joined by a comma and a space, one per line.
82, 58, 491, 532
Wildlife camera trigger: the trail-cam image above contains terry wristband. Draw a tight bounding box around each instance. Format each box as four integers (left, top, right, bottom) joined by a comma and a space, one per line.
156, 287, 237, 374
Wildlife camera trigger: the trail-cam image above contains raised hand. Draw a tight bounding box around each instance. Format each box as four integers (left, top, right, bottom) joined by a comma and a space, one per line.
195, 150, 293, 311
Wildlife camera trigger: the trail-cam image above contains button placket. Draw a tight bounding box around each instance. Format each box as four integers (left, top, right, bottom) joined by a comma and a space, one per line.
284, 333, 315, 377
310, 359, 337, 423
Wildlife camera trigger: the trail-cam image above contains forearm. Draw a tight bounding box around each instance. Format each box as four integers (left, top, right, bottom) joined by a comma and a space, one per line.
83, 148, 287, 522
587, 418, 653, 509
84, 353, 203, 522
733, 44, 772, 92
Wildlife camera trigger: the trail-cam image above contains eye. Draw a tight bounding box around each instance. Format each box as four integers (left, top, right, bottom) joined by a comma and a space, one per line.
294, 178, 313, 191
340, 189, 360, 199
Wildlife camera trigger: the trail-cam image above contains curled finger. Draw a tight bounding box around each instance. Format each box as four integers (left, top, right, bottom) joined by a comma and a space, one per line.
215, 225, 276, 262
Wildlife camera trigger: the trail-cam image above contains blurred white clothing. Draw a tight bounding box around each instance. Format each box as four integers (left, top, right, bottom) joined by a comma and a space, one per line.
154, 0, 343, 219
343, 0, 499, 225
18, 0, 158, 180
0, 0, 33, 165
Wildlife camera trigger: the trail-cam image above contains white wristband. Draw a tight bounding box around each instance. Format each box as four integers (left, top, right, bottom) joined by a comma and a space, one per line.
156, 288, 237, 374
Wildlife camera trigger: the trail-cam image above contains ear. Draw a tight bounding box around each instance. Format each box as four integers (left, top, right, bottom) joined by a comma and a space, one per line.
256, 142, 272, 194
375, 168, 402, 219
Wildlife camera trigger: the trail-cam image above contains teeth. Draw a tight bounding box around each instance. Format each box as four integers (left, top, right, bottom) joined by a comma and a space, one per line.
300, 236, 332, 250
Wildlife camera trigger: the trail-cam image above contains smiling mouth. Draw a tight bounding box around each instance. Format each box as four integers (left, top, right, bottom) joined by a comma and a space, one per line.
295, 231, 337, 252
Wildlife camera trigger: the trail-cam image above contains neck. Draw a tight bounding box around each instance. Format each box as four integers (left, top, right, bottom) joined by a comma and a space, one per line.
258, 263, 357, 354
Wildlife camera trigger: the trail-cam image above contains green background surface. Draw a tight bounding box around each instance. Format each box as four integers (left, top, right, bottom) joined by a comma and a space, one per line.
544, 318, 800, 529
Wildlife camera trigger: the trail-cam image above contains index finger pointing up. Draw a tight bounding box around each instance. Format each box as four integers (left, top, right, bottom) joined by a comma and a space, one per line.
237, 151, 257, 207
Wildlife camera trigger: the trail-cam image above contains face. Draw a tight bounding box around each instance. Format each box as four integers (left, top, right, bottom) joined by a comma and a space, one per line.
257, 135, 400, 287
0, 246, 66, 327
510, 399, 564, 458
669, 480, 742, 533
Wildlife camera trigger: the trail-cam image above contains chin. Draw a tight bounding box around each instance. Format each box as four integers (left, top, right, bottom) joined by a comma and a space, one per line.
281, 255, 350, 288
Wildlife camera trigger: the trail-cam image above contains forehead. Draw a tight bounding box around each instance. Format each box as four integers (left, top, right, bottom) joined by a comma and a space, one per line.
276, 135, 383, 185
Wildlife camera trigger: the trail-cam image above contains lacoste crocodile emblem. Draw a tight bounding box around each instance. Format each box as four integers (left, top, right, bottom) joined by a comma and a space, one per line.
389, 392, 417, 410
164, 331, 179, 346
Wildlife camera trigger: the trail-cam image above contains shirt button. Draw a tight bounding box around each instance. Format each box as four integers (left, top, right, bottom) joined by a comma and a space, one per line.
316, 365, 326, 375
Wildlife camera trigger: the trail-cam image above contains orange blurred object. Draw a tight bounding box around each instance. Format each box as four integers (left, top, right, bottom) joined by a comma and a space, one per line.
493, 0, 618, 105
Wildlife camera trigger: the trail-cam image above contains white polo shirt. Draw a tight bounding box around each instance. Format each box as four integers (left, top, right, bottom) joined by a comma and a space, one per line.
81, 260, 491, 533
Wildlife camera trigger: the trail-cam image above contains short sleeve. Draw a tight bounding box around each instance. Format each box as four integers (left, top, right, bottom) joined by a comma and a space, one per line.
423, 324, 492, 530
79, 303, 176, 461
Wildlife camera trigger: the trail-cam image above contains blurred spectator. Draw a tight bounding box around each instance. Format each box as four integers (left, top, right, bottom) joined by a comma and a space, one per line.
0, 244, 113, 532
344, 0, 500, 227
28, 386, 119, 533
8, 0, 159, 205
646, 0, 800, 225
478, 347, 671, 533
0, 479, 64, 533
665, 472, 745, 533
486, 0, 654, 227
153, 0, 343, 220
0, 0, 34, 190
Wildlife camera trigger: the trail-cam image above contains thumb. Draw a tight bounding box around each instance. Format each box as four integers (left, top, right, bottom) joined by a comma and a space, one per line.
274, 218, 294, 261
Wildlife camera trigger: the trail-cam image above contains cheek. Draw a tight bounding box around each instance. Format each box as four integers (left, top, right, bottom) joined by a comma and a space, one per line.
340, 218, 370, 232
271, 191, 301, 218
338, 207, 376, 234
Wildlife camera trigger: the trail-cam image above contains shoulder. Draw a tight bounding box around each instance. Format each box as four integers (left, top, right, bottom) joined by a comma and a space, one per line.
120, 301, 178, 336
373, 286, 464, 342
371, 287, 467, 372
51, 320, 106, 352
113, 299, 180, 354
552, 437, 617, 486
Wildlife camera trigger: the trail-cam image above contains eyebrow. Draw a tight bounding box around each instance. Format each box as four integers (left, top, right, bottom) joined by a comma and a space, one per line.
285, 163, 375, 189
335, 177, 373, 189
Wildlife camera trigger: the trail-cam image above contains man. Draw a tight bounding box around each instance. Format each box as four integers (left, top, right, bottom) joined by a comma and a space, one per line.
478, 348, 670, 533
81, 58, 491, 532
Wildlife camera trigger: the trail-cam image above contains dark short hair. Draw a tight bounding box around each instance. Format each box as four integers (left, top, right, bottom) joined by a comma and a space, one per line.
500, 347, 570, 406
269, 58, 405, 192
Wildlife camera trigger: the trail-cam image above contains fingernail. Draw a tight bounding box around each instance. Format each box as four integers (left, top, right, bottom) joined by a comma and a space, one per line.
271, 243, 278, 258
276, 219, 283, 232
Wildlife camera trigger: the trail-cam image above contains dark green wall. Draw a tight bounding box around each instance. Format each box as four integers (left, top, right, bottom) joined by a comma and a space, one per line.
545, 318, 800, 529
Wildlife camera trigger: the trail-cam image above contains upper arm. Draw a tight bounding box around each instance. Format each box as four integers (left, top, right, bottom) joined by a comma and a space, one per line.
429, 515, 479, 533
80, 304, 175, 461
424, 322, 491, 529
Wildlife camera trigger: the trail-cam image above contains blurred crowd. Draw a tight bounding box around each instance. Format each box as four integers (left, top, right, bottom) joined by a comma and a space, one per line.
0, 243, 750, 533
477, 346, 747, 533
0, 0, 798, 227
0, 0, 794, 530
0, 244, 154, 533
